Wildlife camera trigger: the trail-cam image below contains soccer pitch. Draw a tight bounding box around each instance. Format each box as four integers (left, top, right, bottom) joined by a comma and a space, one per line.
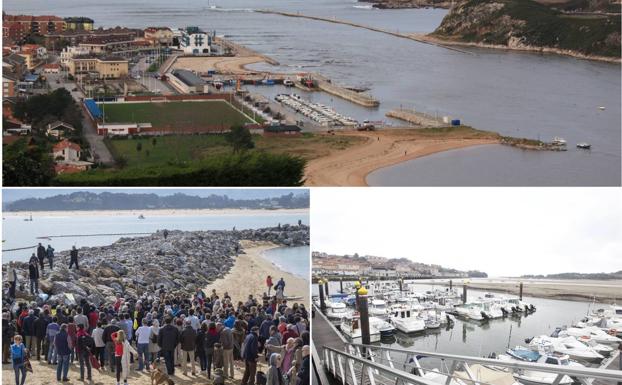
99, 100, 254, 129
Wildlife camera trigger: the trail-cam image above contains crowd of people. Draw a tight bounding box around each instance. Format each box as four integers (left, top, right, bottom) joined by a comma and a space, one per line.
3, 260, 310, 385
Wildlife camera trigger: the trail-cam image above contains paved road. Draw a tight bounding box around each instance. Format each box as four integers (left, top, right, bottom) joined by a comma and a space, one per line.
45, 71, 115, 165
132, 56, 176, 95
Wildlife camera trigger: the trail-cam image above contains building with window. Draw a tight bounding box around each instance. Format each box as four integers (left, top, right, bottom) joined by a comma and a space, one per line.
67, 56, 129, 79
64, 17, 94, 31
144, 27, 174, 46
2, 13, 66, 42
178, 26, 212, 55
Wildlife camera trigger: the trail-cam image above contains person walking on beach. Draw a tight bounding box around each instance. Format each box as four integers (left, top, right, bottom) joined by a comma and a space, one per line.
55, 324, 71, 382
266, 275, 273, 296
135, 318, 152, 371
46, 317, 60, 364
69, 246, 79, 270
37, 242, 46, 274
276, 278, 286, 295
76, 324, 94, 381
46, 245, 55, 270
112, 329, 138, 385
7, 262, 17, 300
158, 316, 180, 376
241, 326, 259, 385
205, 321, 220, 379
11, 334, 28, 385
104, 319, 121, 371
28, 260, 39, 295
92, 322, 105, 368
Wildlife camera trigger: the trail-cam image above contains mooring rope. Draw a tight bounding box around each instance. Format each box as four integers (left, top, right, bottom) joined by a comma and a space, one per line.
2, 232, 154, 252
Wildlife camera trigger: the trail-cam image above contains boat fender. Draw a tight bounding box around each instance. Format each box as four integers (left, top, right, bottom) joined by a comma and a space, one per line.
608, 329, 617, 336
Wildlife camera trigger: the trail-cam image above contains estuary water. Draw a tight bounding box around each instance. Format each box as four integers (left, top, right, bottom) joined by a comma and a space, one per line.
4, 0, 620, 185
1, 210, 309, 277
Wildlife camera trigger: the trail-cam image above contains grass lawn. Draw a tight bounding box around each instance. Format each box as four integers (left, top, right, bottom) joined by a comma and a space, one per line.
106, 133, 364, 167
99, 101, 254, 129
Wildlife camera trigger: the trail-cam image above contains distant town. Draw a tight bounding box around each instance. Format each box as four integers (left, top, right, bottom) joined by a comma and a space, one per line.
312, 251, 487, 280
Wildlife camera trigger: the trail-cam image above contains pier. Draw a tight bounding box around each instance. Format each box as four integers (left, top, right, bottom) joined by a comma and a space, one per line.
386, 108, 445, 127
254, 9, 474, 55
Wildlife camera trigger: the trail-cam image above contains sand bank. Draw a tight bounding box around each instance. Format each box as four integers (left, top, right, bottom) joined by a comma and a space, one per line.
204, 241, 309, 305
3, 208, 309, 217
304, 129, 499, 186
172, 56, 269, 75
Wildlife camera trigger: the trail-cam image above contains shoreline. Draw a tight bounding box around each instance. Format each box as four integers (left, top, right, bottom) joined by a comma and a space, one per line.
203, 241, 310, 305
3, 208, 309, 217
304, 129, 499, 186
413, 33, 622, 64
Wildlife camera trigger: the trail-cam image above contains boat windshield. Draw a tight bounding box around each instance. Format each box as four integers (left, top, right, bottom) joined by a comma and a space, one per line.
560, 359, 570, 365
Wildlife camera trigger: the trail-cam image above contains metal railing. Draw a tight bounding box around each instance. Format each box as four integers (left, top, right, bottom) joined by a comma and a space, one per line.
344, 343, 622, 385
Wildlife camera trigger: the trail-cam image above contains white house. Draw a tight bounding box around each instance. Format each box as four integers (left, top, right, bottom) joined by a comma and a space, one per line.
178, 27, 211, 55
53, 139, 82, 162
60, 46, 91, 67
46, 121, 75, 138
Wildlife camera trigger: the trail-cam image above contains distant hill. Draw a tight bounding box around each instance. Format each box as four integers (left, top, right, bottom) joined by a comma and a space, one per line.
4, 191, 310, 211
520, 271, 622, 280
431, 0, 621, 59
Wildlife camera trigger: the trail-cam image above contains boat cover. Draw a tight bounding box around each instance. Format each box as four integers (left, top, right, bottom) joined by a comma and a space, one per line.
455, 364, 517, 385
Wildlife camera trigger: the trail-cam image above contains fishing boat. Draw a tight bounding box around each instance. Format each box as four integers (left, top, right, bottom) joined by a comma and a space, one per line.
527, 335, 603, 362
552, 137, 567, 146
576, 143, 591, 149
369, 299, 389, 317
389, 309, 426, 333
340, 314, 381, 343
138, 214, 145, 219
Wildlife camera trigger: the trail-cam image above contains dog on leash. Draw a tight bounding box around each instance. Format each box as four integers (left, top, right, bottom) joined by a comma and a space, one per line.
150, 364, 175, 385
213, 368, 225, 385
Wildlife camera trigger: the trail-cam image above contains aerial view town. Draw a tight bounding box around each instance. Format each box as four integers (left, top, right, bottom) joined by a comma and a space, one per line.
3, 0, 620, 186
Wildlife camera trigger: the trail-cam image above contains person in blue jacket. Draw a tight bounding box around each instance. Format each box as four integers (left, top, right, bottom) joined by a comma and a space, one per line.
55, 324, 72, 382
241, 326, 259, 385
10, 334, 28, 385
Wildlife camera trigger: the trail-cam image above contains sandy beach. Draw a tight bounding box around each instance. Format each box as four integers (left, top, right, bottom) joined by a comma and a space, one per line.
204, 241, 309, 306
427, 278, 622, 303
3, 208, 309, 217
172, 56, 270, 75
304, 129, 499, 186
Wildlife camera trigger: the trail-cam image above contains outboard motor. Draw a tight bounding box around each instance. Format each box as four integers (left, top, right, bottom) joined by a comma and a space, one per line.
488, 352, 497, 359
551, 327, 561, 338
481, 311, 490, 320
501, 307, 509, 317
524, 337, 533, 344
530, 304, 536, 312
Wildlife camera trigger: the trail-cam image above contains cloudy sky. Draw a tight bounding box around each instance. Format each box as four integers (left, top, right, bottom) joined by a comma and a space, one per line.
312, 188, 621, 277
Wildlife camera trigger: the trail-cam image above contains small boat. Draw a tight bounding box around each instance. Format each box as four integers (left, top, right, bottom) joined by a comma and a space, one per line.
283, 79, 294, 87
340, 314, 381, 343
598, 106, 605, 110
389, 309, 426, 333
138, 214, 145, 219
24, 214, 33, 222
576, 143, 591, 149
369, 316, 396, 337
551, 137, 567, 146
557, 326, 621, 346
496, 346, 582, 385
527, 335, 603, 362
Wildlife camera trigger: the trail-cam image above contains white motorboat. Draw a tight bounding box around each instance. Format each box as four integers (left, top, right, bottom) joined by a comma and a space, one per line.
495, 346, 582, 385
389, 309, 426, 333
418, 365, 523, 385
552, 137, 567, 146
556, 326, 621, 346
326, 301, 352, 323
528, 335, 603, 362
369, 299, 389, 317
576, 143, 591, 149
283, 79, 294, 87
455, 303, 485, 321
369, 316, 396, 337
340, 314, 381, 343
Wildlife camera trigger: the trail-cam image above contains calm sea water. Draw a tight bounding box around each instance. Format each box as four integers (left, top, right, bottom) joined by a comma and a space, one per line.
262, 246, 310, 279
314, 282, 600, 361
1, 211, 309, 276
4, 0, 620, 185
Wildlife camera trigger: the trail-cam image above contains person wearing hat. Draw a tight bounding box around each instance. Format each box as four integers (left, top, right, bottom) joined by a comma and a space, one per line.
241, 326, 260, 385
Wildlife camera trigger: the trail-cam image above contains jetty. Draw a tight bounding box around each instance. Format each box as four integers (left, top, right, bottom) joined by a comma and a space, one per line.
386, 108, 444, 127
254, 9, 474, 55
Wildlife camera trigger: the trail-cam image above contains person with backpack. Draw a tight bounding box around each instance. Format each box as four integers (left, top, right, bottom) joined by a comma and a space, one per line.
11, 334, 28, 385
241, 326, 260, 385
46, 245, 55, 270
267, 353, 284, 385
55, 324, 71, 382
180, 318, 197, 376
76, 324, 95, 381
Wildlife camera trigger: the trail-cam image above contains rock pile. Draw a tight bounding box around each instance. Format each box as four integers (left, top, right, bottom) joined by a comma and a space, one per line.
3, 225, 309, 307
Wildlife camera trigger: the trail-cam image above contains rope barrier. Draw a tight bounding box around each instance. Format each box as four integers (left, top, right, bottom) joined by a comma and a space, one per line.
2, 232, 154, 252
2, 245, 38, 252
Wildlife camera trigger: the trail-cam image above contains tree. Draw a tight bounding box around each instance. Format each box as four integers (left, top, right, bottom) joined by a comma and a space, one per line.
226, 125, 254, 153
3, 139, 55, 186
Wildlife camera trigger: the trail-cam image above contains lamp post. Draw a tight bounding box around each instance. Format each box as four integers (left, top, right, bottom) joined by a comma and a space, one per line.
318, 279, 326, 311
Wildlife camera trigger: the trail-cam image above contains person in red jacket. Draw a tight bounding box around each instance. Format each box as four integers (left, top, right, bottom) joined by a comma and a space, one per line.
266, 276, 273, 296
87, 308, 98, 333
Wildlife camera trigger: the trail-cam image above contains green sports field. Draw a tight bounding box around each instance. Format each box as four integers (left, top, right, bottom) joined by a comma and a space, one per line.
99, 101, 254, 130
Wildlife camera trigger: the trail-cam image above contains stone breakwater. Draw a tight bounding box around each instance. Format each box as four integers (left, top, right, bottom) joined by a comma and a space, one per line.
3, 225, 309, 307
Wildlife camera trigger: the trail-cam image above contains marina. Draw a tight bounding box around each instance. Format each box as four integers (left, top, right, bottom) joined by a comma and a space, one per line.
312, 280, 622, 385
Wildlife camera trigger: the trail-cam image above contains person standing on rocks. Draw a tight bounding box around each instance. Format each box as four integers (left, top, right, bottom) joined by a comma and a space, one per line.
266, 275, 273, 296
158, 316, 180, 376
46, 245, 55, 270
69, 246, 79, 270
7, 262, 17, 300
28, 259, 39, 296
36, 243, 46, 274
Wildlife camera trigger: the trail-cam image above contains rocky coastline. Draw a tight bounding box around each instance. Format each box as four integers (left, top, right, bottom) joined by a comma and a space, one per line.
3, 225, 309, 307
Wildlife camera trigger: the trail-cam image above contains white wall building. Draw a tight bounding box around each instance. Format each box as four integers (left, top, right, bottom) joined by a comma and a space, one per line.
178, 27, 211, 55
60, 46, 91, 67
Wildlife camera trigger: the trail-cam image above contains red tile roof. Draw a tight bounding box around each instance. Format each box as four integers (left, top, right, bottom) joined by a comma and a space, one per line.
53, 139, 81, 152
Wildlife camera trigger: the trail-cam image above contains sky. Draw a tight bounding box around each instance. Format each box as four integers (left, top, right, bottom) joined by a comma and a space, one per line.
2, 188, 308, 203
311, 188, 622, 277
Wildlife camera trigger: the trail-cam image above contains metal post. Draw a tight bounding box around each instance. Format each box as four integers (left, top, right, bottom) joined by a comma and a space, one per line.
449, 279, 453, 291
340, 278, 343, 293
325, 280, 329, 297
463, 284, 467, 304
519, 282, 523, 301
319, 280, 326, 311
399, 277, 403, 292
357, 288, 371, 351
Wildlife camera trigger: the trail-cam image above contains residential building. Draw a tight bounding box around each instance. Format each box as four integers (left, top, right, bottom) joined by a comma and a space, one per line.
369, 267, 398, 278
17, 52, 35, 70
263, 125, 302, 136
67, 56, 129, 79
43, 27, 140, 50
178, 26, 212, 55
2, 53, 27, 78
42, 63, 61, 73
21, 44, 47, 60
64, 17, 94, 31
46, 121, 75, 138
3, 75, 16, 98
53, 139, 82, 162
60, 46, 91, 67
144, 27, 174, 46
2, 13, 66, 42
